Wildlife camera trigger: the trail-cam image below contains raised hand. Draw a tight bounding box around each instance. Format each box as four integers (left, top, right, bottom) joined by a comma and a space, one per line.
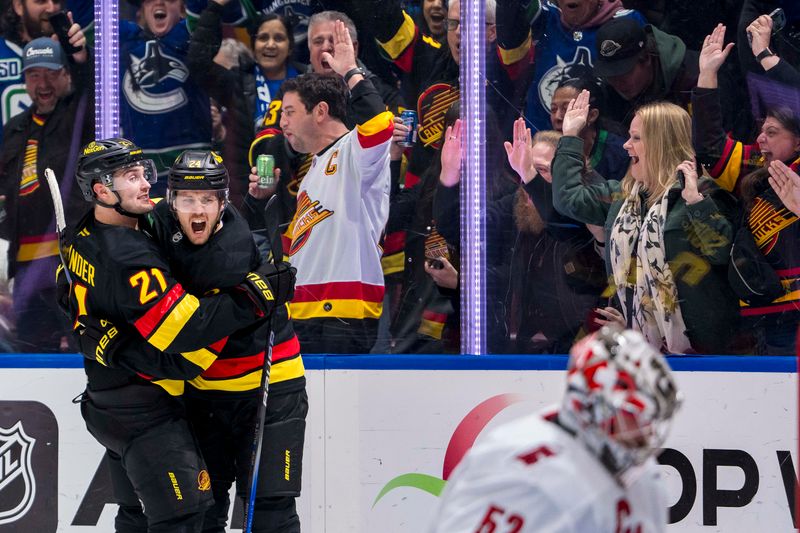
747, 14, 773, 57
768, 160, 800, 217
65, 11, 87, 64
439, 119, 462, 187
321, 20, 357, 78
504, 117, 535, 184
562, 89, 590, 137
678, 160, 703, 204
698, 23, 734, 82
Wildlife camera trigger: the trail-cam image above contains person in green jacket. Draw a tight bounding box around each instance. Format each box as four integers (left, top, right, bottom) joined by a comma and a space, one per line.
548, 89, 740, 354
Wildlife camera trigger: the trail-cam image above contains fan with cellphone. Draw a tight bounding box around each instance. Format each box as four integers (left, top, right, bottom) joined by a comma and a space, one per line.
49, 11, 82, 55
747, 8, 786, 46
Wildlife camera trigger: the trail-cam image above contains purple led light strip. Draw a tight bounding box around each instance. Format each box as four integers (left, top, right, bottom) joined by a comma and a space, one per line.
95, 0, 119, 139
460, 0, 486, 354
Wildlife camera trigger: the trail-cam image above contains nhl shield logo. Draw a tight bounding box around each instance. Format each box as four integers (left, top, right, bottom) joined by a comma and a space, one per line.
0, 421, 36, 525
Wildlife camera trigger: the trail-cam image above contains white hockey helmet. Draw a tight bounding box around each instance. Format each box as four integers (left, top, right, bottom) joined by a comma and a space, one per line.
559, 325, 681, 475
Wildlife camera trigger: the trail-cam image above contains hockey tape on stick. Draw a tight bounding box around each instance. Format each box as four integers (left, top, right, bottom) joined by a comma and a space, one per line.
244, 194, 281, 533
44, 167, 72, 284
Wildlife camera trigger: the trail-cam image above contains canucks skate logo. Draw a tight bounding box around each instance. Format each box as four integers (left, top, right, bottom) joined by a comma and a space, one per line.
537, 46, 595, 117
123, 40, 189, 114
0, 421, 36, 525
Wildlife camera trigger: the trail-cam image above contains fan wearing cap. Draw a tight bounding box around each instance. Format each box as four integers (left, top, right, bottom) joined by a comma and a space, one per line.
593, 17, 699, 127
495, 0, 646, 132
0, 2, 86, 142
120, 0, 213, 195
0, 33, 91, 353
429, 326, 681, 532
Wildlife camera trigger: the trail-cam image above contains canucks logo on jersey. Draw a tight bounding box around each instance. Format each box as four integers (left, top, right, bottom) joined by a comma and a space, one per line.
123, 40, 189, 114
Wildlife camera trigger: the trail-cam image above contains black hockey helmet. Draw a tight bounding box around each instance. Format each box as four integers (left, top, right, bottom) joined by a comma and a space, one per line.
168, 151, 229, 192
167, 150, 229, 213
75, 138, 157, 202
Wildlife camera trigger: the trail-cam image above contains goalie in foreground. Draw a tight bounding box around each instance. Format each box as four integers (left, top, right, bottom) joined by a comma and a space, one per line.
429, 325, 681, 532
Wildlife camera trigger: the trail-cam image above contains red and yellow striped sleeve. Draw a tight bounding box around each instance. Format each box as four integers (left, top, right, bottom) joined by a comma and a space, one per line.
357, 111, 394, 149
708, 137, 746, 193
377, 11, 419, 72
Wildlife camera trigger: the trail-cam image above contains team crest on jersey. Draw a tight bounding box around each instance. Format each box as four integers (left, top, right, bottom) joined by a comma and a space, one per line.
537, 46, 594, 117
288, 190, 333, 256
0, 421, 36, 525
123, 40, 189, 114
417, 83, 460, 149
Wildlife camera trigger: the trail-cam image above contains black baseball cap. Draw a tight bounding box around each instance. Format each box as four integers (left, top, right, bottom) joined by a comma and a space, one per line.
593, 18, 647, 78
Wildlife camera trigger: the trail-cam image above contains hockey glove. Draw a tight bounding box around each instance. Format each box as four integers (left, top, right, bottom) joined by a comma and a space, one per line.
75, 315, 121, 367
239, 262, 297, 317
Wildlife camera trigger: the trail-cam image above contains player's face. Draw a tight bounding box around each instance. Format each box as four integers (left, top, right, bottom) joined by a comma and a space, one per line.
623, 114, 646, 183
446, 0, 460, 65
254, 19, 292, 77
25, 66, 70, 114
141, 0, 183, 38
423, 0, 446, 37
280, 91, 315, 153
172, 190, 223, 245
112, 165, 153, 214
756, 116, 800, 164
14, 0, 62, 40
556, 0, 599, 28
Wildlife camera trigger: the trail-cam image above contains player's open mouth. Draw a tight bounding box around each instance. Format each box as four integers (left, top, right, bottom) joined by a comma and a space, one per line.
191, 221, 207, 233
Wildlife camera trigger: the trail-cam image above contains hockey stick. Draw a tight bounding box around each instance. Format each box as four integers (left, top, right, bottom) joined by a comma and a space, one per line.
244, 193, 282, 533
44, 167, 72, 285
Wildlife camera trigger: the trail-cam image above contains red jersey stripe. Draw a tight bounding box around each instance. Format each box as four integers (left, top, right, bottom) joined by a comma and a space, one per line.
292, 281, 384, 303
134, 284, 186, 339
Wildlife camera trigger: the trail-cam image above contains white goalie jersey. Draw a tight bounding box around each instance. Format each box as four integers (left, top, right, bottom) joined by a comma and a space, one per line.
429, 411, 668, 533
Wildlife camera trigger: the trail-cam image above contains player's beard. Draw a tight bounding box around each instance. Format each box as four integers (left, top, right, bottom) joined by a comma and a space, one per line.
21, 7, 53, 40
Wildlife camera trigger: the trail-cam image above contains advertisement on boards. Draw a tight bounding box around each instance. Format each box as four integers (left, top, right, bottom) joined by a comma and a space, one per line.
0, 365, 795, 532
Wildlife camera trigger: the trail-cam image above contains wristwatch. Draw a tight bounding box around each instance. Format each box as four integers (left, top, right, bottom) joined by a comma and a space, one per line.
343, 66, 366, 84
755, 48, 776, 62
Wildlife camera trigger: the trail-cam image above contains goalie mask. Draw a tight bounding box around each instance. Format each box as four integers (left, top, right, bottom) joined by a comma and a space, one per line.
76, 138, 157, 202
559, 325, 681, 476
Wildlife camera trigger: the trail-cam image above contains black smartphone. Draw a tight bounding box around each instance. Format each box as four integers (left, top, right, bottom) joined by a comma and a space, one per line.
677, 170, 685, 189
49, 11, 82, 55
770, 8, 787, 34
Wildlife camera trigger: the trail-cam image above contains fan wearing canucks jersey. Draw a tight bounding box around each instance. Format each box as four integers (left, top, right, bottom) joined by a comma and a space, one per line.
120, 0, 212, 193
496, 0, 645, 132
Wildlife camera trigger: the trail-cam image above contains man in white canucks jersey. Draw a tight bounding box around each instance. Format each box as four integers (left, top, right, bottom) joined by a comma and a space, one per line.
430, 325, 682, 532
256, 20, 393, 353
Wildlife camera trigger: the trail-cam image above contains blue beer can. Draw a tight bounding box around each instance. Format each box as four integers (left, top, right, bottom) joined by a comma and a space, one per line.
398, 110, 417, 147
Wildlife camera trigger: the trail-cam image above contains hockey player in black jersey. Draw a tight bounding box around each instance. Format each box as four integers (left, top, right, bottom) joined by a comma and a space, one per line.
61, 138, 295, 532
76, 150, 306, 532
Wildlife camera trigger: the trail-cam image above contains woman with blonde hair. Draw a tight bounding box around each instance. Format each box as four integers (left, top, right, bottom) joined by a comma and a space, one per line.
551, 90, 740, 354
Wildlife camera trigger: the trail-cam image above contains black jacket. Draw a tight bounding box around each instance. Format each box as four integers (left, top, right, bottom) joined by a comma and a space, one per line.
0, 58, 94, 279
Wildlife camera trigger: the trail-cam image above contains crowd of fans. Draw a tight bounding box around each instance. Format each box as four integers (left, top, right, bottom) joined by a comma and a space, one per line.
0, 0, 798, 356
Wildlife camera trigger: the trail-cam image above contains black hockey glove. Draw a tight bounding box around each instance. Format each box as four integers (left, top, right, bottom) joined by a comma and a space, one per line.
238, 262, 297, 317
75, 315, 122, 367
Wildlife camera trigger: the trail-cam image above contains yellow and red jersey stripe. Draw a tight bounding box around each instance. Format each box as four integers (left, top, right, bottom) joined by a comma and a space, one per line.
16, 233, 59, 262
357, 111, 394, 148
290, 281, 384, 320
188, 334, 304, 392
134, 283, 201, 351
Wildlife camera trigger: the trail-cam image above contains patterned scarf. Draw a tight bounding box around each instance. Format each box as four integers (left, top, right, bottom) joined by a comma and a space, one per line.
254, 65, 271, 130
609, 182, 691, 353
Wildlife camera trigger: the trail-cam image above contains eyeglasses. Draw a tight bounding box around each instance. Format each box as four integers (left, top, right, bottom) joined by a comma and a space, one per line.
445, 19, 496, 32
